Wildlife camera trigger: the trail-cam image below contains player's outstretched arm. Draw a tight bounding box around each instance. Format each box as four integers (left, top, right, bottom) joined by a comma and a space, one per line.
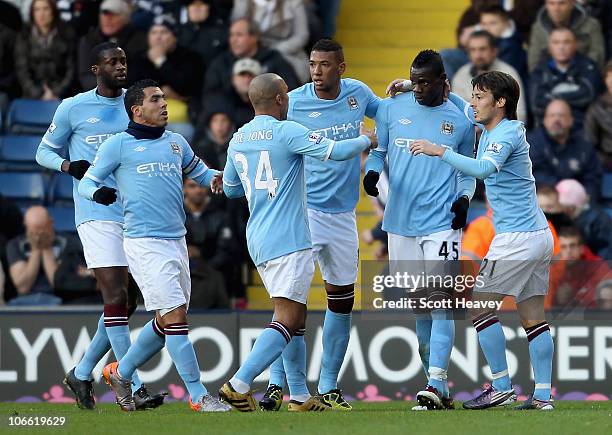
328, 124, 376, 161
410, 139, 497, 180
180, 136, 221, 190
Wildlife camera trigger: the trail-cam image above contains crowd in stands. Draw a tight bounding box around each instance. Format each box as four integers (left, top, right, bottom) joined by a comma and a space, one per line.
0, 0, 611, 310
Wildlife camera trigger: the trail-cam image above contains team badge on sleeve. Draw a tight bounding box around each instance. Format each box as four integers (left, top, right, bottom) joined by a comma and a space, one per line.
170, 142, 180, 154
486, 142, 503, 154
347, 96, 359, 111
48, 123, 57, 134
308, 132, 324, 144
440, 120, 454, 135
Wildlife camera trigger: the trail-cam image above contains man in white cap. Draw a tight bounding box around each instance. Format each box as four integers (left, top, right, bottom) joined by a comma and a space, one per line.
556, 179, 612, 259
78, 0, 147, 90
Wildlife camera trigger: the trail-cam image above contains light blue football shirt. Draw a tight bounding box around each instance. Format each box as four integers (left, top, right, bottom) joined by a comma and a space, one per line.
79, 130, 218, 239
365, 92, 476, 237
223, 115, 336, 266
36, 89, 128, 226
288, 78, 380, 213
445, 93, 548, 233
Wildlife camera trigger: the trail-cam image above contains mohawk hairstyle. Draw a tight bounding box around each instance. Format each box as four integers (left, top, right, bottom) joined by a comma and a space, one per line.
411, 49, 444, 77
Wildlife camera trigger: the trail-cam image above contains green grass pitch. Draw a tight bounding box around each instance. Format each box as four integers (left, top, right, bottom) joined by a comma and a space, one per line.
1, 401, 611, 435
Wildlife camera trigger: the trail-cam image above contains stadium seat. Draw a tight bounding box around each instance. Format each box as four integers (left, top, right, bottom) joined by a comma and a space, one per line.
49, 173, 74, 206
48, 206, 76, 233
602, 172, 612, 204
6, 99, 60, 134
0, 134, 42, 171
0, 172, 45, 207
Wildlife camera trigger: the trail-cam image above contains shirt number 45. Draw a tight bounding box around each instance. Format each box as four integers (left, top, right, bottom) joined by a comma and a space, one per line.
235, 150, 278, 200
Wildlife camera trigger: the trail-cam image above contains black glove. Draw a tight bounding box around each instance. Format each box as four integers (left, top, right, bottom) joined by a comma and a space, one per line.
93, 186, 117, 206
450, 195, 470, 230
68, 160, 91, 180
363, 170, 380, 197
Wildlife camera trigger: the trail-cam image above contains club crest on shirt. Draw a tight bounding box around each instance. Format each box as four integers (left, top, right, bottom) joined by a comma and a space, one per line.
347, 96, 359, 111
170, 141, 180, 154
440, 120, 454, 135
486, 142, 503, 154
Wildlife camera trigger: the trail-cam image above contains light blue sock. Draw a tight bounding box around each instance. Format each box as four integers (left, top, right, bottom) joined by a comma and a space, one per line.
427, 310, 454, 394
473, 313, 512, 391
233, 322, 290, 389
415, 313, 432, 379
164, 323, 208, 403
118, 319, 165, 380
268, 356, 286, 389
75, 314, 110, 381
283, 332, 308, 400
318, 309, 351, 394
526, 323, 554, 401
104, 305, 143, 391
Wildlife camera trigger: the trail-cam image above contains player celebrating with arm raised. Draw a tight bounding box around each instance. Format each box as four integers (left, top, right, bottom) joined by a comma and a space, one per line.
79, 79, 230, 413
219, 73, 377, 412
261, 38, 381, 412
410, 71, 555, 411
365, 50, 476, 410
35, 42, 164, 411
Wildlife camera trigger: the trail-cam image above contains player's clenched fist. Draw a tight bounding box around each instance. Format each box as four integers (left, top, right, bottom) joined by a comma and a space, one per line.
363, 170, 380, 197
92, 186, 117, 205
359, 123, 378, 149
409, 139, 445, 157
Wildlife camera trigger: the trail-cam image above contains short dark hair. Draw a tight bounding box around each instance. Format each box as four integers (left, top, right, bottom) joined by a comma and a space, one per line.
468, 30, 498, 48
479, 5, 510, 20
558, 226, 583, 242
411, 49, 444, 77
536, 184, 558, 196
549, 26, 576, 40
471, 71, 520, 120
124, 79, 159, 120
311, 38, 344, 62
91, 42, 121, 66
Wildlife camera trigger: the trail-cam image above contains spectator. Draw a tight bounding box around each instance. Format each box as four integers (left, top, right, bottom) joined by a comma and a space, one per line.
537, 184, 574, 231
15, 0, 76, 100
0, 1, 23, 32
452, 30, 527, 122
556, 178, 612, 258
192, 103, 234, 170
186, 240, 230, 309
0, 23, 19, 111
183, 178, 238, 293
529, 99, 603, 198
231, 0, 309, 83
178, 0, 227, 75
584, 60, 612, 169
129, 16, 202, 139
479, 5, 528, 84
577, 0, 612, 59
0, 193, 24, 304
52, 235, 99, 304
77, 0, 146, 90
595, 280, 612, 309
5, 206, 64, 306
553, 225, 610, 308
57, 0, 102, 37
203, 17, 299, 100
529, 27, 603, 125
0, 263, 4, 305
130, 0, 182, 31
528, 0, 605, 71
510, 0, 544, 41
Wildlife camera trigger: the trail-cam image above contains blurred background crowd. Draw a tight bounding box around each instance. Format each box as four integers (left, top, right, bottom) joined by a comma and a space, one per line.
0, 0, 610, 311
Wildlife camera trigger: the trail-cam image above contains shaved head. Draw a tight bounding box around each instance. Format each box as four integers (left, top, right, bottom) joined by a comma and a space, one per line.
24, 206, 52, 231
248, 73, 289, 119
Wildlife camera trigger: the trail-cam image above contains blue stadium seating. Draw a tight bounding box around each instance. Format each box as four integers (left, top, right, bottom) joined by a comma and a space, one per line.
48, 206, 76, 233
0, 134, 41, 171
49, 173, 74, 206
602, 172, 612, 204
0, 172, 45, 207
6, 99, 60, 134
